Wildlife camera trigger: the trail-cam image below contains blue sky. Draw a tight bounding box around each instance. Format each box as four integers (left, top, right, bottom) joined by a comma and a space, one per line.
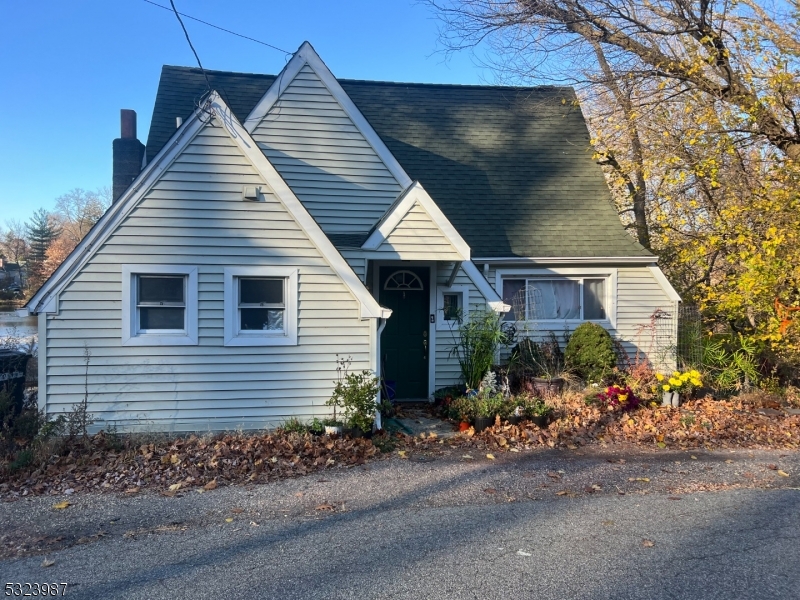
0, 0, 493, 223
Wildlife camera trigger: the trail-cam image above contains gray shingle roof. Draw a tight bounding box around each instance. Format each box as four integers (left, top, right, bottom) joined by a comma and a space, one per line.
145, 66, 652, 259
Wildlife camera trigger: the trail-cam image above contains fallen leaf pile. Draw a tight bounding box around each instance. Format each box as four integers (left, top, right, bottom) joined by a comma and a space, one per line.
0, 431, 376, 498
464, 395, 800, 452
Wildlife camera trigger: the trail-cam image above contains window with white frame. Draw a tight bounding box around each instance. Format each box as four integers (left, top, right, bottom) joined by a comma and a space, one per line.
500, 273, 613, 324
436, 285, 469, 330
122, 265, 198, 346
224, 267, 298, 346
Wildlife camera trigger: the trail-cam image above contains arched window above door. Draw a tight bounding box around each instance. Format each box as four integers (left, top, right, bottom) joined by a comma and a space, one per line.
384, 270, 424, 291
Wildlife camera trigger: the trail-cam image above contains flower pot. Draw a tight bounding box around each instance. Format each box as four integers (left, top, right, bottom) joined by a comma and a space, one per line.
531, 415, 550, 429
344, 427, 364, 439
532, 377, 565, 396
474, 416, 494, 432
506, 416, 522, 426
324, 425, 342, 436
662, 391, 680, 407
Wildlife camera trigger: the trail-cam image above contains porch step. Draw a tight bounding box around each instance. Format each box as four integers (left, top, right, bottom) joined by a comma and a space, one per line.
391, 408, 458, 439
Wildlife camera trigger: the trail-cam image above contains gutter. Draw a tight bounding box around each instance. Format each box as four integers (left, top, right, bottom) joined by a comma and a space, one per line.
472, 256, 657, 265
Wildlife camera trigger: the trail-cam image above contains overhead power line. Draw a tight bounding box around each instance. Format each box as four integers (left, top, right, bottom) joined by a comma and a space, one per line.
168, 0, 212, 93
143, 0, 292, 56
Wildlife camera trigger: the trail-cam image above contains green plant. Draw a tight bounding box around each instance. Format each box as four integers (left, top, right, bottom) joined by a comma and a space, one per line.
475, 393, 504, 419
371, 432, 399, 453
525, 398, 552, 418
308, 417, 324, 435
449, 310, 510, 390
326, 355, 380, 432
280, 417, 308, 434
564, 322, 617, 383
447, 396, 476, 421
702, 335, 760, 393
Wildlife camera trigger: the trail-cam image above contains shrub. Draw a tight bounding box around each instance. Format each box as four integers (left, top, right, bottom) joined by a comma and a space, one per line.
327, 356, 380, 432
511, 332, 566, 380
565, 322, 616, 383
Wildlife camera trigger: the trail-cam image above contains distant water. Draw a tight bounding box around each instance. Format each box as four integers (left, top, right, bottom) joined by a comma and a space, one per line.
0, 310, 37, 352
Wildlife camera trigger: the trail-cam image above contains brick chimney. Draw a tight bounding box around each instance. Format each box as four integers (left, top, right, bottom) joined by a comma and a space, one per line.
112, 109, 145, 203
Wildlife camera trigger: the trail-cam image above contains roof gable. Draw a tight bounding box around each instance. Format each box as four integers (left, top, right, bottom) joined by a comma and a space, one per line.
28, 94, 388, 320
242, 43, 406, 233
145, 58, 654, 259
362, 182, 469, 261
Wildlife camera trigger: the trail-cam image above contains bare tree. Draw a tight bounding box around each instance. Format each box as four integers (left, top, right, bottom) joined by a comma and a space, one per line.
0, 219, 29, 263
429, 0, 800, 159
53, 187, 111, 245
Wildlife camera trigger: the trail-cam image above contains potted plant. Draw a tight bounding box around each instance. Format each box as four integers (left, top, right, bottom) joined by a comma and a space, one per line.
308, 417, 324, 436
322, 416, 343, 436
656, 369, 702, 407
526, 398, 552, 428
326, 355, 381, 437
474, 393, 504, 432
447, 396, 475, 430
512, 333, 567, 395
503, 396, 527, 425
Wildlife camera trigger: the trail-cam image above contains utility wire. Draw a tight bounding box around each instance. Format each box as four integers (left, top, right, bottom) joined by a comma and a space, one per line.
168, 0, 212, 92
143, 0, 292, 56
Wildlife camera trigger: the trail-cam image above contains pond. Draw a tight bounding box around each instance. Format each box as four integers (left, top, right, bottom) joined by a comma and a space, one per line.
0, 310, 38, 353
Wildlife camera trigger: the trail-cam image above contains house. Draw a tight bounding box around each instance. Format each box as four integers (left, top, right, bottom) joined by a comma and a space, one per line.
25, 42, 679, 432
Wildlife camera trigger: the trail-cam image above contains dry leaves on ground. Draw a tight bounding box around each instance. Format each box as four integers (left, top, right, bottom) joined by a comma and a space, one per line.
0, 431, 378, 498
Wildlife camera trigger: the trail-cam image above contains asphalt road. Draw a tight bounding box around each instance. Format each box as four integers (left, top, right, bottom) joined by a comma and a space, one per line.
3, 448, 799, 599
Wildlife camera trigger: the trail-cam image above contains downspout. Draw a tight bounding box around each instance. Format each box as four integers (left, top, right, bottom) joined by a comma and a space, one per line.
374, 317, 389, 431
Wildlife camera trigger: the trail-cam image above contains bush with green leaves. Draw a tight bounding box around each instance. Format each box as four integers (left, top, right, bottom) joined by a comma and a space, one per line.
564, 322, 616, 383
327, 369, 380, 432
702, 335, 760, 393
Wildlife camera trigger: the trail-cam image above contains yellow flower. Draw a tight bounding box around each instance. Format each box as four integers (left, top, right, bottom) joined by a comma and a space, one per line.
673, 371, 681, 378
656, 373, 665, 381
663, 385, 671, 392
690, 370, 700, 378
619, 394, 628, 403
691, 378, 702, 387
669, 378, 681, 386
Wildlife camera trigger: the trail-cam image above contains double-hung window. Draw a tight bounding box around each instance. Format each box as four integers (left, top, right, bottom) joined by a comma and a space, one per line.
499, 270, 615, 325
224, 267, 298, 346
122, 265, 198, 346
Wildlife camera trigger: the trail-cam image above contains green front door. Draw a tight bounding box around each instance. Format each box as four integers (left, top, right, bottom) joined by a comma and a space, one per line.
380, 266, 430, 399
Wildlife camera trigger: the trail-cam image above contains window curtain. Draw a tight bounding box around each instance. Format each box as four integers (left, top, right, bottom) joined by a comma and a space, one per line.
527, 280, 580, 319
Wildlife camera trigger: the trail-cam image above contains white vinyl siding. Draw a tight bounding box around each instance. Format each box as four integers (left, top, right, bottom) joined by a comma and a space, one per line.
375, 202, 463, 261
250, 64, 402, 234
43, 118, 370, 432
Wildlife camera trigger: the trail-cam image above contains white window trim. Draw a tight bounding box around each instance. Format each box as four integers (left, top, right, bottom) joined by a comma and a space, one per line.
495, 267, 617, 328
224, 267, 298, 346
436, 284, 470, 331
122, 265, 198, 346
